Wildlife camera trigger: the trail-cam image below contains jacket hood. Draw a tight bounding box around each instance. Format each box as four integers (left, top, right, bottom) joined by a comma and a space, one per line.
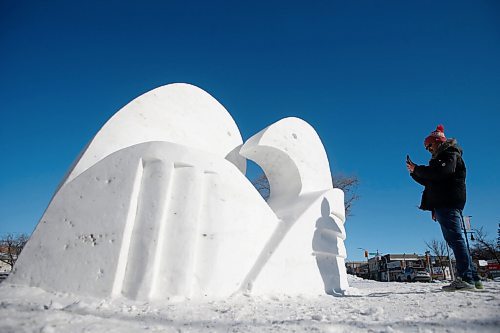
432, 138, 462, 158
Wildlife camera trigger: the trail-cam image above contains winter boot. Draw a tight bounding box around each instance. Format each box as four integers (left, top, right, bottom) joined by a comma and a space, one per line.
474, 280, 484, 290
442, 278, 475, 292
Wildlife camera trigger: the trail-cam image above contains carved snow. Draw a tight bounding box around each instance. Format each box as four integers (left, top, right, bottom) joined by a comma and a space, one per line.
10, 83, 349, 299
239, 118, 348, 295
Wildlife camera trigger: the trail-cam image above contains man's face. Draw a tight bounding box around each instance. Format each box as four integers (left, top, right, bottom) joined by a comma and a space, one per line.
426, 141, 439, 154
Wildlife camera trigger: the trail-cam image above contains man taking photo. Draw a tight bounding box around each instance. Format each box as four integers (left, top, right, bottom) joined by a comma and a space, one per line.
406, 125, 482, 291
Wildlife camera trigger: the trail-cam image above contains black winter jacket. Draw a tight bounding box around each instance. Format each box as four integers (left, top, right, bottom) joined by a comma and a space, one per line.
410, 139, 466, 211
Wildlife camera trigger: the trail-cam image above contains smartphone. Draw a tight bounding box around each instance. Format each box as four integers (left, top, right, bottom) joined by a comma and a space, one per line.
406, 154, 412, 164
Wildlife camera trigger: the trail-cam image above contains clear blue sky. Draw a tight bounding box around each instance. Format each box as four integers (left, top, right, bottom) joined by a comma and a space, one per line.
1, 1, 499, 261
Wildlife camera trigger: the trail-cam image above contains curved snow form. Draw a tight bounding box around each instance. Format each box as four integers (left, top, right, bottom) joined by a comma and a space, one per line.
239, 118, 333, 210
60, 83, 245, 188
239, 118, 348, 295
10, 84, 349, 300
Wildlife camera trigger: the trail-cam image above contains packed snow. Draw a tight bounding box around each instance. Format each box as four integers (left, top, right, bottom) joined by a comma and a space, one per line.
1, 275, 499, 333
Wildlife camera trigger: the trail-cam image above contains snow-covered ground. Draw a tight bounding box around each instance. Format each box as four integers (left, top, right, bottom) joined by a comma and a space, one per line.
1, 275, 498, 333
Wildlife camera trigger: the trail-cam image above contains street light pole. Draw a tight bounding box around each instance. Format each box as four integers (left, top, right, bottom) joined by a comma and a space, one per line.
381, 255, 389, 282
425, 250, 433, 281
373, 250, 390, 282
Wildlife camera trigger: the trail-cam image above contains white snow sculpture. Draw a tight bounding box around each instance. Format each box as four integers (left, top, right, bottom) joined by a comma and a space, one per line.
239, 119, 348, 295
10, 83, 349, 300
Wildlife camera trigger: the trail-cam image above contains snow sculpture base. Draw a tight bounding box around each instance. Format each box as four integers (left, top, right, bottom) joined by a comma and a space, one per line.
10, 83, 349, 299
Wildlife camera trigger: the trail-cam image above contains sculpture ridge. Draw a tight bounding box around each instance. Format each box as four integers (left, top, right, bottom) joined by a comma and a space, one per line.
60, 83, 245, 190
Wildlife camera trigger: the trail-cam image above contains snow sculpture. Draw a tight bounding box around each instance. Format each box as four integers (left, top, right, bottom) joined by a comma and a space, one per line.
10, 83, 349, 300
239, 119, 349, 295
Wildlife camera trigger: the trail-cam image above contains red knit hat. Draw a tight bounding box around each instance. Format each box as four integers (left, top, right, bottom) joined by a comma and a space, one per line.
424, 124, 447, 147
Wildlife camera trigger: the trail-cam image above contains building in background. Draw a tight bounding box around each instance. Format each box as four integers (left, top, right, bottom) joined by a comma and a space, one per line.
347, 253, 454, 282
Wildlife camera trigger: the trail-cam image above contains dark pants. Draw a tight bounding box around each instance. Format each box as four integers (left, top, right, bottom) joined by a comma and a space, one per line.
434, 208, 478, 282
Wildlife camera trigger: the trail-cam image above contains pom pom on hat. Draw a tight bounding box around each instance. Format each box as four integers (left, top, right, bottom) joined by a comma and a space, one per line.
424, 124, 447, 147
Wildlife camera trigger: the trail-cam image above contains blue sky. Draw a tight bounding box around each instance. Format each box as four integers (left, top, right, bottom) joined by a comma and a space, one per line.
1, 1, 499, 261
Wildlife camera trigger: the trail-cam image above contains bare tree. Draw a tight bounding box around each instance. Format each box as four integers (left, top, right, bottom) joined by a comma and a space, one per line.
0, 233, 29, 271
331, 173, 359, 216
425, 239, 450, 279
497, 221, 500, 249
471, 227, 500, 264
252, 173, 271, 202
252, 172, 359, 216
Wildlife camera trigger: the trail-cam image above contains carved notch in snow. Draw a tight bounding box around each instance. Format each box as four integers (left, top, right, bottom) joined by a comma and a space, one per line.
10, 83, 349, 299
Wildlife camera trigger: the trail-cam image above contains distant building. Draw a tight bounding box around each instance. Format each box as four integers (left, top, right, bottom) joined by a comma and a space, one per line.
345, 261, 367, 277
378, 254, 420, 282
347, 253, 454, 282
